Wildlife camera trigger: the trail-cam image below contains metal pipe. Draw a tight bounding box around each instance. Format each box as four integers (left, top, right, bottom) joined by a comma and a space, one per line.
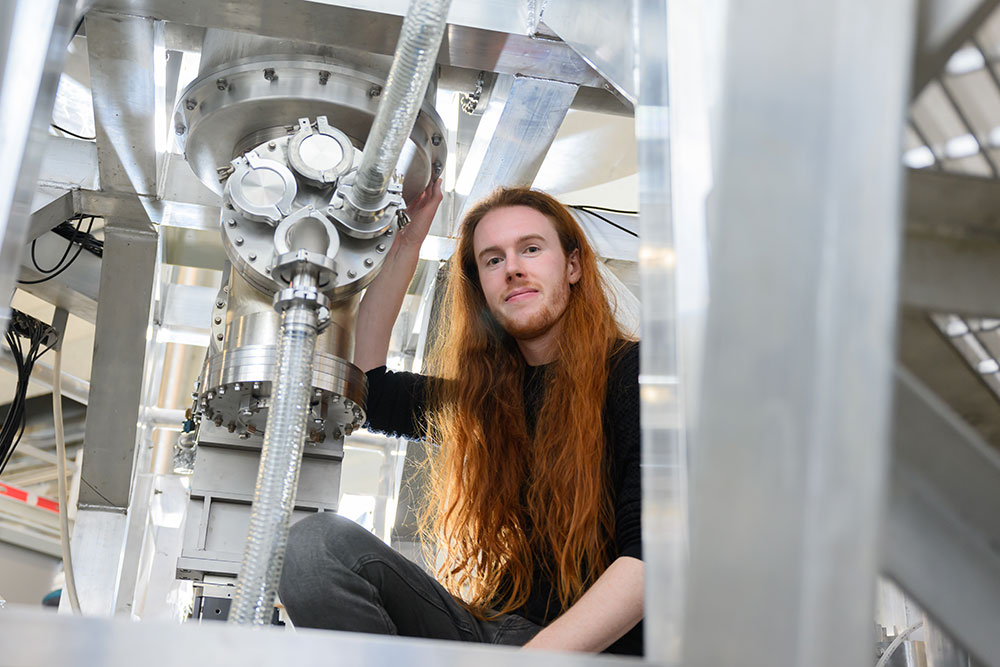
349, 0, 452, 210
229, 302, 319, 625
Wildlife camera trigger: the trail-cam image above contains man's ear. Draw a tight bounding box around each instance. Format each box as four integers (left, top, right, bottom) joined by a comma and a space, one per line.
567, 248, 582, 285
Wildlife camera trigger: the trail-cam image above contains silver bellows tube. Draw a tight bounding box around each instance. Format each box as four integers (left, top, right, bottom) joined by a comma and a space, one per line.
228, 305, 318, 625
349, 0, 452, 209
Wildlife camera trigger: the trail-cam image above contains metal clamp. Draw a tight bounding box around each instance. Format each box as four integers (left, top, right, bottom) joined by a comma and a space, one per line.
272, 287, 331, 331
287, 116, 355, 187
272, 248, 338, 291
224, 151, 297, 225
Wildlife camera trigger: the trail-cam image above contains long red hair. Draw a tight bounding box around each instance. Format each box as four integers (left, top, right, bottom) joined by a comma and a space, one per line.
421, 187, 631, 619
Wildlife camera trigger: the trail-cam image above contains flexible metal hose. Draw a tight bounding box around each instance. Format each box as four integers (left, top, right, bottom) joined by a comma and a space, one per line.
350, 0, 452, 209
229, 305, 318, 625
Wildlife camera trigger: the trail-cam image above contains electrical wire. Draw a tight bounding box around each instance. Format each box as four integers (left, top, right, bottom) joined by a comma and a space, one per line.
52, 344, 81, 613
876, 620, 924, 667
50, 123, 96, 142
572, 203, 638, 215
570, 205, 639, 238
0, 312, 56, 475
18, 216, 97, 286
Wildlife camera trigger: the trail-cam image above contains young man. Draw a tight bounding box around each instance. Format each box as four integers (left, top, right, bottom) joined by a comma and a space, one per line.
279, 182, 643, 655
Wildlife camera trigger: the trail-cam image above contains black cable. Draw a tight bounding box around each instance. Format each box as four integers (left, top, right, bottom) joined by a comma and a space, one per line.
0, 311, 55, 476
31, 215, 84, 274
50, 123, 96, 142
573, 204, 639, 215
18, 216, 95, 286
570, 206, 638, 238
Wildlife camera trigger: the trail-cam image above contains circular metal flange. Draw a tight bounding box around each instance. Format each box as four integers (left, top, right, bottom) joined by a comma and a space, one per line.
287, 116, 354, 187
173, 56, 447, 202
198, 346, 368, 441
224, 150, 297, 224
220, 137, 400, 299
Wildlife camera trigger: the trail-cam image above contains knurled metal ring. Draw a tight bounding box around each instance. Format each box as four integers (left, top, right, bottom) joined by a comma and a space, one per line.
272, 287, 331, 330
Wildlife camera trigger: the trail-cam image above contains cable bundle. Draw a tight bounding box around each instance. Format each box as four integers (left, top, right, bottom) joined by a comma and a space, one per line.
1, 310, 57, 475
18, 215, 102, 286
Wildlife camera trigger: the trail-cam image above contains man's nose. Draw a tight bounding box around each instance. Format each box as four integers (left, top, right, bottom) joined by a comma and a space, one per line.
505, 255, 524, 279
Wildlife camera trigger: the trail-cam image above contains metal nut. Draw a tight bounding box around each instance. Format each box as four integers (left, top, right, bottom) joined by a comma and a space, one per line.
368, 85, 382, 98
364, 258, 374, 268
318, 70, 330, 85
248, 253, 257, 262
214, 316, 222, 325
216, 333, 224, 341
263, 68, 276, 81
431, 133, 442, 146
216, 78, 228, 91
347, 270, 357, 279
376, 244, 386, 253
184, 98, 196, 111
216, 300, 225, 308
235, 237, 244, 246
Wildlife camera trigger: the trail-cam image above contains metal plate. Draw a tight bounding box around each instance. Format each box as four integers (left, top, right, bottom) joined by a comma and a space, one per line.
174, 56, 446, 204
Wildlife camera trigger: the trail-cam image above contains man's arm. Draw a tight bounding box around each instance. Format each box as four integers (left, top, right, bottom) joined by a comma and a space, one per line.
354, 179, 442, 372
523, 556, 643, 653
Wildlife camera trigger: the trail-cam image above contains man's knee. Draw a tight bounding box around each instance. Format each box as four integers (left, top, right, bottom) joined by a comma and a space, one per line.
284, 511, 375, 574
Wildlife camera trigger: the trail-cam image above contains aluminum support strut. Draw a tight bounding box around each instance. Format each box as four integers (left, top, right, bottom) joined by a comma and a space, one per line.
0, 0, 77, 330
683, 2, 916, 667
886, 369, 1000, 667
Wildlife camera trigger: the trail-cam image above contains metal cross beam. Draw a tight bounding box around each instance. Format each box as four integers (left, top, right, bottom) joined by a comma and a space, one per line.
886, 368, 1000, 667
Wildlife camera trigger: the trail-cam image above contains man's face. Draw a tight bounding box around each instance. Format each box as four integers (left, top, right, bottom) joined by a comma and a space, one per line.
472, 205, 581, 342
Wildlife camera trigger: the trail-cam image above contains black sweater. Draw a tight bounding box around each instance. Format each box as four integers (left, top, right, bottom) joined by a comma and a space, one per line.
363, 341, 642, 655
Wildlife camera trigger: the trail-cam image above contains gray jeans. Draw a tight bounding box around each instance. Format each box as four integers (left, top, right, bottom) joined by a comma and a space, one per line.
279, 512, 542, 646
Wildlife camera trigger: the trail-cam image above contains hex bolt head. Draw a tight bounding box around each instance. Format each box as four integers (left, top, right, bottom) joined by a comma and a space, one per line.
385, 228, 394, 236
364, 258, 374, 268
216, 78, 228, 91
226, 219, 237, 227
174, 124, 186, 135
432, 160, 443, 175
213, 415, 223, 427
263, 68, 276, 81
233, 383, 242, 391
235, 237, 244, 246
214, 316, 222, 325
216, 333, 224, 341
238, 432, 251, 440
318, 70, 331, 85
216, 300, 225, 309
376, 244, 386, 253
368, 85, 382, 98
431, 133, 443, 146
227, 423, 236, 433
248, 253, 257, 262
347, 270, 357, 279
184, 99, 196, 111
267, 141, 276, 151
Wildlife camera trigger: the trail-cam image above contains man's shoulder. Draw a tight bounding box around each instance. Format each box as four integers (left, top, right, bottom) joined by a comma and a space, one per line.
607, 339, 639, 385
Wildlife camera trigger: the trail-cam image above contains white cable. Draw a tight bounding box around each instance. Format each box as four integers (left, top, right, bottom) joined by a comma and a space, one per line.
52, 345, 81, 614
876, 619, 923, 667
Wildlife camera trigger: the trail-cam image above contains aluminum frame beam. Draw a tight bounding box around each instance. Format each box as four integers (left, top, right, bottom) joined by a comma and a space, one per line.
683, 3, 916, 667
78, 217, 158, 509
0, 0, 78, 332
86, 13, 162, 197
886, 369, 1000, 667
1, 606, 640, 667
89, 0, 606, 88
540, 0, 635, 105
902, 168, 1000, 316
454, 75, 578, 227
